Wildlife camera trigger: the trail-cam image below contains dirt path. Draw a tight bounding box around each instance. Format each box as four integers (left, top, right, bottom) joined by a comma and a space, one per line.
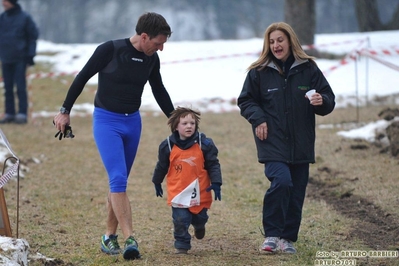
307, 167, 399, 250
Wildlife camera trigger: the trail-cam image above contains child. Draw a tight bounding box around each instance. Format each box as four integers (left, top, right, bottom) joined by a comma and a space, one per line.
152, 107, 222, 254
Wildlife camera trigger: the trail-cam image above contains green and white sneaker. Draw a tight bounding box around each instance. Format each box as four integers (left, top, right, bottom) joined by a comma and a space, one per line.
123, 236, 141, 260
100, 234, 121, 255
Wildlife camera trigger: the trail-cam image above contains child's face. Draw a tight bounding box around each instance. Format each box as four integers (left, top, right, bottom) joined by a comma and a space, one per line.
176, 114, 196, 140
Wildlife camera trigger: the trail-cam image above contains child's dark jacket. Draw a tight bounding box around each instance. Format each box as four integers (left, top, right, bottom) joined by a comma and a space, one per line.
152, 131, 222, 185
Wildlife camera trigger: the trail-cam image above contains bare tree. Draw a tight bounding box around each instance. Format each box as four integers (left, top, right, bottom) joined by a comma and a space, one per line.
213, 0, 239, 39
237, 0, 283, 38
355, 0, 399, 31
284, 0, 315, 46
17, 0, 399, 43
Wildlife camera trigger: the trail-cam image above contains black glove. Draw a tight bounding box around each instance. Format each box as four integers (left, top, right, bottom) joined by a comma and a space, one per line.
55, 125, 75, 140
26, 56, 35, 66
154, 183, 163, 197
206, 183, 221, 201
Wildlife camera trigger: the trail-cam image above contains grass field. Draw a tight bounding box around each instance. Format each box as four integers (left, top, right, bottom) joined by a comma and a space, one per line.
0, 66, 398, 265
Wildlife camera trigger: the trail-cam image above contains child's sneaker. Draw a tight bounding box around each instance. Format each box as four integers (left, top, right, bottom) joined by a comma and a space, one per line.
175, 248, 188, 255
194, 227, 206, 239
260, 237, 280, 253
279, 238, 297, 254
123, 236, 141, 260
100, 234, 121, 255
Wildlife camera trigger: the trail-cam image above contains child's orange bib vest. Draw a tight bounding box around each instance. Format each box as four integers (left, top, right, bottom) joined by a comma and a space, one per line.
166, 142, 212, 214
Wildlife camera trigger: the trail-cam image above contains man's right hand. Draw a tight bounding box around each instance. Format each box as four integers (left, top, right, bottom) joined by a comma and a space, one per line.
53, 113, 71, 133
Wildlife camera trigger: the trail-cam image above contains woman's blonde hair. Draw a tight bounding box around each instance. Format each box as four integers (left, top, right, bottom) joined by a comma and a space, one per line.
248, 22, 316, 72
168, 107, 201, 133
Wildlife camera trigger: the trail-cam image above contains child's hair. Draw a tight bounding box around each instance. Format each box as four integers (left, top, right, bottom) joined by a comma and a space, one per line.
168, 107, 201, 133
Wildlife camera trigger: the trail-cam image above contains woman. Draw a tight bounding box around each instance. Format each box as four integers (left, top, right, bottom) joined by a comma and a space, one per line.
237, 22, 335, 254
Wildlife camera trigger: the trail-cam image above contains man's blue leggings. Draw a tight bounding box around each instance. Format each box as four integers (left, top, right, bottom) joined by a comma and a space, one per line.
93, 107, 142, 193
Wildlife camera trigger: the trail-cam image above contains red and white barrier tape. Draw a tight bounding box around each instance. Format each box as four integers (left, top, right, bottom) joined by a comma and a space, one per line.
1, 41, 395, 83
322, 51, 358, 76
359, 49, 399, 71
27, 70, 79, 81
162, 51, 260, 65
302, 38, 368, 50
362, 46, 399, 56
1, 38, 396, 121
322, 45, 399, 76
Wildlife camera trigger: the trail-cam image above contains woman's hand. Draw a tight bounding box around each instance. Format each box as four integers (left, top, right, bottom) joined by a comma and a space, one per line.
255, 122, 268, 140
308, 93, 323, 106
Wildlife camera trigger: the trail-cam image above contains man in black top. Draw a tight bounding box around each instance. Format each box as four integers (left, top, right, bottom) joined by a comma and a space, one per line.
53, 12, 174, 260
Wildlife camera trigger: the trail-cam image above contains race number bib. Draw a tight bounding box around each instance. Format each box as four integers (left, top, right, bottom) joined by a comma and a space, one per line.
171, 178, 200, 208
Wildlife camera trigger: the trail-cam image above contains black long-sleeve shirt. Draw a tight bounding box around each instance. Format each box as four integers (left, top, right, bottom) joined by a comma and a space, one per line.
63, 38, 174, 116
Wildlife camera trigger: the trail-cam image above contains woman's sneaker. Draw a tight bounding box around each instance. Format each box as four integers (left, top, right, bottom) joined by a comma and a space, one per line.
100, 234, 121, 255
279, 238, 297, 254
123, 236, 141, 260
260, 237, 280, 254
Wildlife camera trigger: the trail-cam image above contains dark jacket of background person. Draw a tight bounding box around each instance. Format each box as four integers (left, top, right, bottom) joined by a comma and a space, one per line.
238, 59, 335, 164
0, 3, 39, 64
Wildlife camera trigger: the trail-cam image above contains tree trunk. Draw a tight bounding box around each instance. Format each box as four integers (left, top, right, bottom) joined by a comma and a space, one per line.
355, 0, 382, 31
355, 0, 399, 31
284, 0, 315, 46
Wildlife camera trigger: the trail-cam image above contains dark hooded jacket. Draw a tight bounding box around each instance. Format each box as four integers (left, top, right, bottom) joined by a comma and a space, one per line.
0, 3, 39, 63
237, 57, 335, 164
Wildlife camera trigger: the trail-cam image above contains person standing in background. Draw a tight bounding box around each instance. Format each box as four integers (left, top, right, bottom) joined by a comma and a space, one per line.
0, 0, 39, 124
53, 12, 174, 260
237, 22, 335, 254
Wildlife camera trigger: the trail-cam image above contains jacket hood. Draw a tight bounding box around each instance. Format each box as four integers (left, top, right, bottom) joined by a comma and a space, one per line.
169, 131, 200, 150
6, 4, 21, 15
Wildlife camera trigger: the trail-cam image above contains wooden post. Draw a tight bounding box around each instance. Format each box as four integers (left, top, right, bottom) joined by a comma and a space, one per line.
0, 187, 12, 237
0, 130, 20, 238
